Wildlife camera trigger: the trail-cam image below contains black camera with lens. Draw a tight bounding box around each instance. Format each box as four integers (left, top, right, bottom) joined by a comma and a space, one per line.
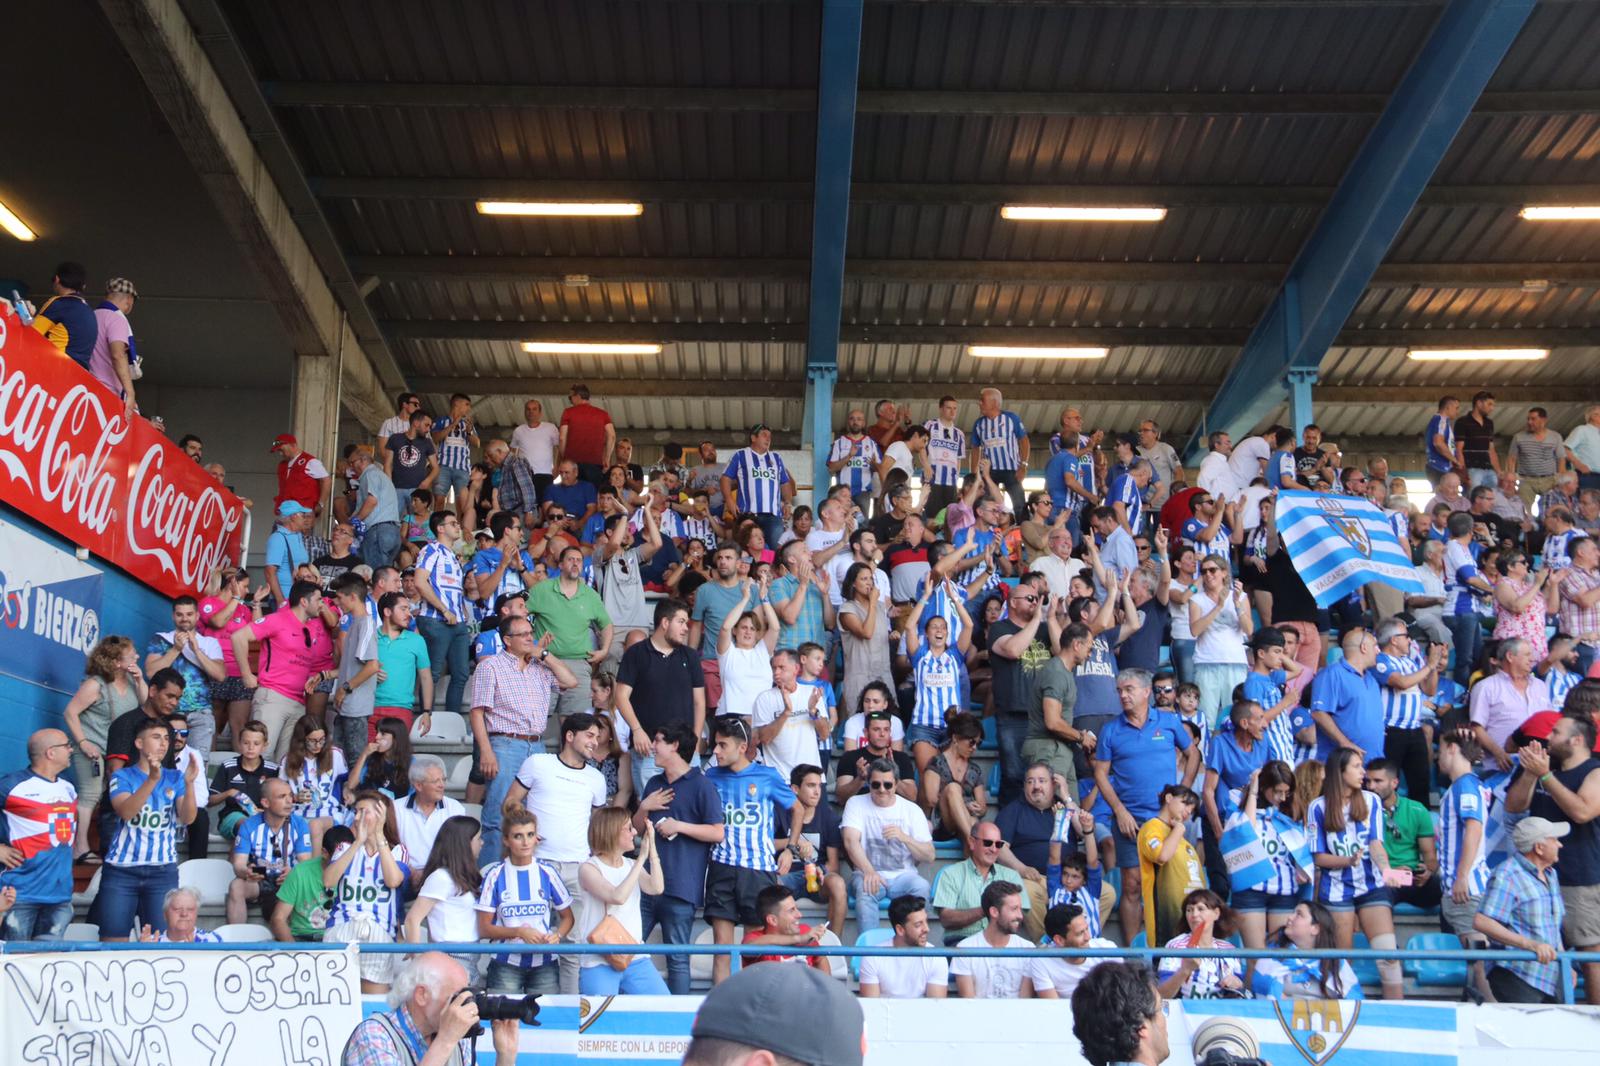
457, 990, 541, 1039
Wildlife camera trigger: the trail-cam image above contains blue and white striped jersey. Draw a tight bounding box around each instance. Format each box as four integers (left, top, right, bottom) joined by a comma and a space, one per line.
230, 812, 313, 880
680, 514, 718, 551
1048, 809, 1103, 937
1177, 709, 1211, 753
432, 415, 474, 471
1108, 473, 1142, 531
158, 929, 223, 943
1239, 809, 1304, 897
280, 748, 349, 823
924, 420, 967, 487
910, 645, 968, 729
829, 434, 882, 495
1547, 666, 1580, 711
723, 447, 790, 516
972, 411, 1026, 471
1308, 791, 1385, 903
327, 841, 412, 932
414, 541, 467, 621
1180, 518, 1232, 558
1438, 773, 1491, 896
1542, 530, 1585, 572
951, 526, 1004, 595
476, 858, 573, 968
1373, 651, 1426, 730
1443, 540, 1481, 616
106, 767, 187, 867
1242, 670, 1296, 765
705, 762, 794, 871
914, 574, 972, 649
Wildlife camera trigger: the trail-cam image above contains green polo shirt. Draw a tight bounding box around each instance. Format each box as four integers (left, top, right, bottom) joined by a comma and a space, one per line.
374, 629, 430, 709
1382, 794, 1435, 869
930, 859, 1029, 940
526, 577, 612, 660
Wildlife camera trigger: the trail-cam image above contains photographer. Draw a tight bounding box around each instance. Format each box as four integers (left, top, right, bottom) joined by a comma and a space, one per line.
341, 952, 520, 1066
1071, 962, 1171, 1066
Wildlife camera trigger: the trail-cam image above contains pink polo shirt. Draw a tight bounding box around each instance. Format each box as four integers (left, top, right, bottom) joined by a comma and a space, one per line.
247, 606, 336, 702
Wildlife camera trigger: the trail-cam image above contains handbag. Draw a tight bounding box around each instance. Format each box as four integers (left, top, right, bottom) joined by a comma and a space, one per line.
586, 914, 636, 971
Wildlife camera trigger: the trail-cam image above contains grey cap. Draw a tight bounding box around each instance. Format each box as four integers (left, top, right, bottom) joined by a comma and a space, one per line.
1512, 816, 1571, 852
690, 963, 863, 1066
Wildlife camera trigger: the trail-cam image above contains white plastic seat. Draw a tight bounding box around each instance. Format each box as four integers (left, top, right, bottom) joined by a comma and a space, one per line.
418, 713, 469, 743
178, 858, 236, 906
63, 923, 100, 942
72, 865, 103, 908
447, 756, 472, 791
213, 923, 275, 943
817, 929, 848, 982
461, 802, 483, 821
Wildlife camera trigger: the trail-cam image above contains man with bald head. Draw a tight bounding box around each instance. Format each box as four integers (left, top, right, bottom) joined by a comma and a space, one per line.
1310, 628, 1385, 762
341, 952, 521, 1066
0, 729, 78, 940
828, 408, 882, 516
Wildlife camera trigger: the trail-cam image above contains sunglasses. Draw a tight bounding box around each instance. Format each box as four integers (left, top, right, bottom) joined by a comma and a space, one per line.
869, 780, 897, 792
1015, 594, 1038, 604
1154, 685, 1175, 693
171, 729, 190, 738
301, 626, 313, 648
976, 838, 1007, 849
1200, 566, 1224, 575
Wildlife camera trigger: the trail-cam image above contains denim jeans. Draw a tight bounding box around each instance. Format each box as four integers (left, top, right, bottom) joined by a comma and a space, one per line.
579, 956, 670, 995
184, 707, 215, 762
361, 521, 402, 568
751, 512, 785, 551
0, 899, 73, 941
417, 616, 472, 717
851, 868, 929, 933
995, 714, 1029, 805
1169, 638, 1197, 685
479, 735, 539, 866
1445, 613, 1483, 689
1466, 468, 1499, 491
93, 863, 178, 938
639, 893, 698, 995
485, 959, 560, 994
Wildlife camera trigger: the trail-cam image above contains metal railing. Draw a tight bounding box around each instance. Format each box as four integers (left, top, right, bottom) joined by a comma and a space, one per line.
6, 941, 1597, 1004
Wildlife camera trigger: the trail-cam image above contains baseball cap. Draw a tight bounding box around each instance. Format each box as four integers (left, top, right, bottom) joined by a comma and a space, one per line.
276, 501, 312, 518
270, 433, 297, 452
690, 962, 863, 1066
1249, 627, 1286, 651
1516, 710, 1562, 742
1512, 816, 1571, 852
105, 277, 138, 298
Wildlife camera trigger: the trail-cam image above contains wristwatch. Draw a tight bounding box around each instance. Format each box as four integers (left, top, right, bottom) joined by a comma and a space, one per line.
539, 648, 550, 662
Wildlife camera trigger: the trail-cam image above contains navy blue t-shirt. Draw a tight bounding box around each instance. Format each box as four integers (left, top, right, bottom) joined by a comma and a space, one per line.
995, 799, 1058, 872
639, 766, 722, 906
1117, 601, 1169, 673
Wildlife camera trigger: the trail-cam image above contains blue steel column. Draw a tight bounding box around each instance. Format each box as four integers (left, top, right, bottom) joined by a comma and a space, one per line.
1287, 368, 1319, 436
803, 0, 864, 498
1182, 0, 1537, 460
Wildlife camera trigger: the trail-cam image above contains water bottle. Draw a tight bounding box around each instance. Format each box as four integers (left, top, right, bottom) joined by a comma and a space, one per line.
237, 793, 257, 817
10, 290, 32, 326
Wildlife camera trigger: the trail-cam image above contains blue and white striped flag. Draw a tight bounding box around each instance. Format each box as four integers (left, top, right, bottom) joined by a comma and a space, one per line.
1275, 491, 1425, 608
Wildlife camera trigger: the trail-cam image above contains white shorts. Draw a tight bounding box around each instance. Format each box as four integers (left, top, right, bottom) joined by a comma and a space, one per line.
326, 917, 398, 983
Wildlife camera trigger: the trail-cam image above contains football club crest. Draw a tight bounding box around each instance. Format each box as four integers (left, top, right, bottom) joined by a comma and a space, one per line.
1314, 497, 1371, 559
50, 809, 74, 844
1273, 998, 1361, 1065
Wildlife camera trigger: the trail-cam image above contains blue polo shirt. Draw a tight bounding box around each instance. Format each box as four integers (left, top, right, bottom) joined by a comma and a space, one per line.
1094, 709, 1193, 822
1206, 730, 1269, 818
639, 767, 723, 906
1311, 659, 1385, 760
544, 479, 597, 518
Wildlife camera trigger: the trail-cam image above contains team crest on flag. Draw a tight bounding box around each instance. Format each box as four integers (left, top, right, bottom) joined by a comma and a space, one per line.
1315, 497, 1371, 559
50, 809, 74, 844
1273, 999, 1361, 1065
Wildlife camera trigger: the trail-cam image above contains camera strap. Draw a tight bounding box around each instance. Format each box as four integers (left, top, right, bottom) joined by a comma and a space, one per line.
368, 1008, 469, 1066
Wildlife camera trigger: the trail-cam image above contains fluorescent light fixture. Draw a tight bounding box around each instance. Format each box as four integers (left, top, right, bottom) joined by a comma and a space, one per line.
967, 345, 1110, 360
1519, 205, 1600, 221
477, 200, 643, 217
523, 342, 662, 355
999, 205, 1167, 222
1406, 348, 1548, 362
0, 200, 36, 241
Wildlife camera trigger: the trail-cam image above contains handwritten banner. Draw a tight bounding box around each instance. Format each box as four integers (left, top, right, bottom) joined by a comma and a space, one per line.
2, 949, 361, 1066
0, 305, 244, 599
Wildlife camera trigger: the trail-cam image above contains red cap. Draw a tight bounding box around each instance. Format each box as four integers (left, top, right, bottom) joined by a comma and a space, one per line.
1517, 711, 1561, 741
270, 433, 297, 452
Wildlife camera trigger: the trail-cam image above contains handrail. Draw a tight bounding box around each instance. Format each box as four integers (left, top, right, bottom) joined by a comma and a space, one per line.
7, 941, 1596, 1003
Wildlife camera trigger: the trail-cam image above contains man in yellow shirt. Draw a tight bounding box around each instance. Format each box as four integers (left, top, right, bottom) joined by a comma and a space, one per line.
1137, 784, 1205, 948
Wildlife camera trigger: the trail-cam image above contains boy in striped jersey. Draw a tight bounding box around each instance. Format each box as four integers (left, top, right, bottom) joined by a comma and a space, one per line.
1437, 729, 1494, 1000
477, 808, 574, 995
95, 718, 199, 940
1373, 618, 1447, 804
923, 396, 968, 518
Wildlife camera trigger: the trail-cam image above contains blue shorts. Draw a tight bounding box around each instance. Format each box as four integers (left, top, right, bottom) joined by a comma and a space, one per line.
906, 724, 947, 750
434, 465, 471, 498
1231, 888, 1300, 915
1319, 885, 1395, 913
1114, 824, 1146, 869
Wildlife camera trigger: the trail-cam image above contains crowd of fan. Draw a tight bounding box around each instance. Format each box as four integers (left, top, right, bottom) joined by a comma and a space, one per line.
5, 364, 1600, 1007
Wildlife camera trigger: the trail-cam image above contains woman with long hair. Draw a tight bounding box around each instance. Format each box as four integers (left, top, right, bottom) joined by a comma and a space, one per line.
588, 704, 634, 810
839, 561, 894, 717
1232, 762, 1312, 956
1156, 889, 1244, 998
717, 574, 781, 718
1188, 556, 1254, 728
280, 715, 349, 855
903, 586, 974, 774
344, 717, 414, 803
63, 635, 147, 859
322, 790, 409, 993
1289, 758, 1325, 824
575, 807, 667, 994
403, 814, 484, 972
1254, 901, 1363, 999
1309, 747, 1402, 999
921, 713, 988, 844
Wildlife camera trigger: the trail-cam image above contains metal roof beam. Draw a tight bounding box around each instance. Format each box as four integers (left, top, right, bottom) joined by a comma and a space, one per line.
1183, 0, 1539, 460
309, 175, 1600, 209
264, 82, 1600, 117
383, 320, 1600, 348
350, 255, 1600, 288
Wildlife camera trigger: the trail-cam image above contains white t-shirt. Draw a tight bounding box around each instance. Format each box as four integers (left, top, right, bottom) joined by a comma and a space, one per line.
859, 951, 949, 998
1228, 437, 1271, 491
1034, 555, 1087, 601
718, 645, 773, 717
827, 553, 891, 608
1029, 938, 1117, 997
1239, 483, 1274, 531
511, 422, 562, 475
1190, 589, 1249, 665
575, 855, 643, 970
949, 933, 1033, 998
419, 867, 480, 944
840, 794, 932, 877
841, 713, 905, 749
1197, 451, 1240, 503
883, 441, 914, 479
513, 753, 607, 862
805, 527, 847, 561
751, 686, 821, 782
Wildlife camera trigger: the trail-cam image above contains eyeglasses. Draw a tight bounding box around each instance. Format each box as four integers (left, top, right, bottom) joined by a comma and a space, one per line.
869, 781, 897, 792
305, 736, 327, 747
505, 628, 534, 639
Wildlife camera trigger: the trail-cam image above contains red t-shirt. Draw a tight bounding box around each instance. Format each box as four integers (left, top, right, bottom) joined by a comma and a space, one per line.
560, 404, 613, 465
740, 926, 829, 969
1160, 486, 1206, 545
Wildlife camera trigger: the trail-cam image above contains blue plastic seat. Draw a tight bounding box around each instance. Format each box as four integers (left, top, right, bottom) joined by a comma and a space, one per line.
850, 927, 896, 980
1403, 932, 1467, 987
986, 761, 1000, 796
1350, 933, 1382, 988
980, 716, 998, 751
1130, 928, 1148, 949
933, 838, 965, 859
1394, 901, 1440, 918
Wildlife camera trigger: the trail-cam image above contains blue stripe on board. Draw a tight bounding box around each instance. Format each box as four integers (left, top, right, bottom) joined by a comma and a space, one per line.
580, 1009, 698, 1037
1255, 1045, 1455, 1066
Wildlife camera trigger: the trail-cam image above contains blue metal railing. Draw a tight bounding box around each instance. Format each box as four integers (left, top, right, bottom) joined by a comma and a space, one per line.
6, 940, 1596, 1004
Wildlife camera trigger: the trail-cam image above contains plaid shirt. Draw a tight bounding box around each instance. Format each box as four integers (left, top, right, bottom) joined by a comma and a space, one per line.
1479, 852, 1565, 996
497, 454, 539, 516
342, 1005, 472, 1066
470, 650, 558, 737
1558, 566, 1600, 642
769, 573, 828, 651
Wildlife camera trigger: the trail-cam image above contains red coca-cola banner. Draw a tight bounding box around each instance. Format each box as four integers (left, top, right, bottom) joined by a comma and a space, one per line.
0, 304, 245, 599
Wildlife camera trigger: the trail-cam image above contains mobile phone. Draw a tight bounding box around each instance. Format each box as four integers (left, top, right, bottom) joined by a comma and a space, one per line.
1386, 867, 1414, 887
